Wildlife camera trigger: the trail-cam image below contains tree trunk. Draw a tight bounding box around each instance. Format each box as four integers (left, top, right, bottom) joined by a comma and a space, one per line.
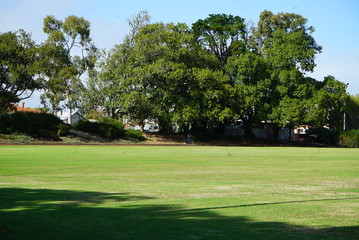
272, 125, 279, 140
243, 119, 255, 139
66, 89, 72, 125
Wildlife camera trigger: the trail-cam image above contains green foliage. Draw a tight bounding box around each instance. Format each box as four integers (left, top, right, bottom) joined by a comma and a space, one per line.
345, 94, 359, 129
306, 128, 339, 145
0, 30, 42, 112
40, 15, 96, 113
124, 129, 146, 141
72, 11, 348, 137
73, 117, 125, 139
192, 13, 246, 65
339, 130, 359, 148
73, 118, 145, 140
98, 117, 125, 139
0, 112, 63, 138
304, 76, 348, 129
73, 119, 100, 134
0, 133, 36, 143
57, 123, 71, 136
253, 10, 322, 72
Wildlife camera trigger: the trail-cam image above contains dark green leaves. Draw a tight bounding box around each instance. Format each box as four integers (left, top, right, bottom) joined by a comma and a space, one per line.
192, 14, 246, 65
0, 30, 42, 112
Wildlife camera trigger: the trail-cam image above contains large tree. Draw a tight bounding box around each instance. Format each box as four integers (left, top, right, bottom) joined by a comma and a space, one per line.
249, 11, 324, 135
39, 15, 96, 122
0, 30, 42, 112
96, 19, 237, 132
80, 11, 151, 119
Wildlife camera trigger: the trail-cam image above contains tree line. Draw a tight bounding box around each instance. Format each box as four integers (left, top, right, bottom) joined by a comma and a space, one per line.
1, 10, 358, 135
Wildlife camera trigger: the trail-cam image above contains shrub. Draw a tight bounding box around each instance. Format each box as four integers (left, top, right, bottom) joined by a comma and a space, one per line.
57, 123, 71, 136
125, 129, 146, 141
339, 130, 359, 148
0, 113, 13, 133
306, 128, 339, 145
7, 134, 36, 143
73, 117, 125, 139
98, 117, 125, 139
0, 112, 63, 138
73, 120, 100, 135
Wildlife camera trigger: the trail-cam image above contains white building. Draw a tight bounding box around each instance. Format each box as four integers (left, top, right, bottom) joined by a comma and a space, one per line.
56, 111, 84, 125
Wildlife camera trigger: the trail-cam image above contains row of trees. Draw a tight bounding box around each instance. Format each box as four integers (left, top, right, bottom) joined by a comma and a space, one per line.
1, 15, 96, 124
1, 11, 357, 135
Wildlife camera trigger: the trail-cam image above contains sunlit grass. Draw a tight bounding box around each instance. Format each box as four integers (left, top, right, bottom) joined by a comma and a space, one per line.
0, 146, 358, 239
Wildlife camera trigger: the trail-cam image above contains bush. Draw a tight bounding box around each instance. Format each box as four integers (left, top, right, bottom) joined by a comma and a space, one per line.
73, 117, 125, 139
306, 128, 339, 145
98, 117, 125, 139
5, 134, 36, 143
0, 112, 64, 138
339, 130, 359, 148
0, 113, 13, 133
125, 129, 146, 141
73, 120, 101, 135
57, 123, 71, 136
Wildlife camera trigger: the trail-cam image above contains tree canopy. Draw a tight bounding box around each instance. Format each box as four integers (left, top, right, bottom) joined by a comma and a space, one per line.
2, 11, 353, 136
0, 30, 42, 112
39, 15, 96, 116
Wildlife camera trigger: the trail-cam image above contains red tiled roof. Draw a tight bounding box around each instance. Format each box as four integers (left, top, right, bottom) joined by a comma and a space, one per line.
13, 103, 43, 113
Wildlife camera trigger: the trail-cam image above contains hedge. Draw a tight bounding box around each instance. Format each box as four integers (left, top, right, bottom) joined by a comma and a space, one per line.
0, 112, 66, 138
73, 117, 125, 139
339, 130, 359, 148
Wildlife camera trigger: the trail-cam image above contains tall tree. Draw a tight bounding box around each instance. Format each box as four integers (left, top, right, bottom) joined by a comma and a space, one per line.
40, 15, 95, 123
79, 11, 151, 119
0, 30, 42, 112
100, 20, 236, 132
250, 11, 323, 134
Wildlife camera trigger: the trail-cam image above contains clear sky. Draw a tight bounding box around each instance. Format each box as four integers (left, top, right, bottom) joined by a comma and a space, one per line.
1, 0, 358, 108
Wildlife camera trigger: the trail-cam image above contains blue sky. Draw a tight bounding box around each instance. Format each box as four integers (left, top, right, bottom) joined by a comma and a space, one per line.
1, 0, 358, 107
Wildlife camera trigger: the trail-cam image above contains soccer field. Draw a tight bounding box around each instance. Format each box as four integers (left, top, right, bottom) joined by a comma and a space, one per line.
0, 145, 358, 240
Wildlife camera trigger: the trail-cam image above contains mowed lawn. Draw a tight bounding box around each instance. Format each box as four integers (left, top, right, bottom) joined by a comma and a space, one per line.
0, 146, 358, 240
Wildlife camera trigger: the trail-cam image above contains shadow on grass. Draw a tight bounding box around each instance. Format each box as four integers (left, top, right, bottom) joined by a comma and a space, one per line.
0, 188, 357, 240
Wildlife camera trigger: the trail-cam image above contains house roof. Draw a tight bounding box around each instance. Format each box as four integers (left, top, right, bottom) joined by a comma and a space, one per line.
56, 111, 83, 121
13, 103, 43, 113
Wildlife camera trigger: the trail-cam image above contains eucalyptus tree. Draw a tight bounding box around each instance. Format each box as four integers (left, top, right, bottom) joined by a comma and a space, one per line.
79, 11, 151, 119
39, 15, 96, 122
0, 30, 42, 112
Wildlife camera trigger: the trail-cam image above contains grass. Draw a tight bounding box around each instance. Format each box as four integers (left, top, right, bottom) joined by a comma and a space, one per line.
0, 146, 358, 240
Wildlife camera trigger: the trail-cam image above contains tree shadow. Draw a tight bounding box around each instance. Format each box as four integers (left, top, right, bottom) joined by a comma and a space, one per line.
0, 188, 357, 240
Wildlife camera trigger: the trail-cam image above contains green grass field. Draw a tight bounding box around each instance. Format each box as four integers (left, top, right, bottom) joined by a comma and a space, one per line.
0, 145, 358, 240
